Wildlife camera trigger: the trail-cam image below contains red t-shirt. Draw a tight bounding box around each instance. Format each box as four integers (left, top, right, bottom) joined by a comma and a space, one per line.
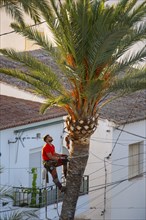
42, 143, 55, 161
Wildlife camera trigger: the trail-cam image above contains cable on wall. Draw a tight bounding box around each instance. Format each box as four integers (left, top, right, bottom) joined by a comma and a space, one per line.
0, 20, 46, 37
106, 92, 144, 159
115, 128, 146, 139
101, 157, 108, 217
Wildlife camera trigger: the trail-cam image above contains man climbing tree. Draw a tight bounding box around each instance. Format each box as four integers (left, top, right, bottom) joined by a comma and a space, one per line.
42, 134, 68, 192
0, 0, 145, 219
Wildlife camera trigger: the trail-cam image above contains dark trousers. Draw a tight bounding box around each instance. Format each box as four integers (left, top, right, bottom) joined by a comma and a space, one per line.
43, 155, 68, 189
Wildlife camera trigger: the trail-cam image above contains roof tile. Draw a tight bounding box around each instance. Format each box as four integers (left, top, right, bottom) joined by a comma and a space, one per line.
99, 90, 146, 124
0, 95, 67, 130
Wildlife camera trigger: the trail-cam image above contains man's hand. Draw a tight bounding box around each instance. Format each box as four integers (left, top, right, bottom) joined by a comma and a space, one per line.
59, 155, 69, 162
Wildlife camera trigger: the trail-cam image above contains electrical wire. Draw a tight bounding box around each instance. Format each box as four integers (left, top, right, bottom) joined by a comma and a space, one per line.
91, 134, 146, 142
77, 182, 132, 218
88, 160, 146, 186
1, 173, 145, 218
76, 182, 123, 213
2, 165, 145, 209
1, 158, 145, 173
107, 92, 144, 158
113, 151, 146, 162
0, 4, 145, 220
89, 150, 146, 169
0, 0, 140, 37
80, 146, 146, 216
90, 159, 146, 182
89, 172, 146, 191
0, 20, 46, 37
1, 172, 145, 205
1, 143, 145, 171
115, 127, 146, 139
76, 173, 146, 217
103, 158, 107, 218
64, 130, 146, 144
55, 188, 61, 219
1, 93, 145, 217
90, 138, 146, 147
63, 127, 146, 146
89, 151, 146, 163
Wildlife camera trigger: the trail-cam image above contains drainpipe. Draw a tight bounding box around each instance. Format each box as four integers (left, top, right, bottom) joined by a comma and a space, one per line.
42, 168, 51, 220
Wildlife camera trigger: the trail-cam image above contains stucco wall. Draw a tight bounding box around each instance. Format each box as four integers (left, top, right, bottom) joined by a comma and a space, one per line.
0, 117, 64, 187
76, 118, 113, 220
0, 9, 55, 51
0, 82, 45, 102
111, 120, 146, 220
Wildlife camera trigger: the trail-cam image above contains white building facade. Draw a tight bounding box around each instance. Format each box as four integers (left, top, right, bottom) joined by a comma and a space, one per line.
0, 7, 54, 51
77, 118, 113, 220
0, 90, 145, 220
0, 117, 65, 188
110, 119, 146, 220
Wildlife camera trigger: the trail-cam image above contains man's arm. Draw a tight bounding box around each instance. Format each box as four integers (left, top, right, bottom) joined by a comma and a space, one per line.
54, 152, 68, 160
46, 152, 59, 161
54, 152, 61, 157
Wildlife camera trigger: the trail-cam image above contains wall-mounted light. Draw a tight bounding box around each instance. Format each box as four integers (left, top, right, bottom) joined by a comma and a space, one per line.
36, 133, 41, 139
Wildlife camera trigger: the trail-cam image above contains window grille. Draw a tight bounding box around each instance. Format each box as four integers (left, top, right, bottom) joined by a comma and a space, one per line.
128, 141, 144, 180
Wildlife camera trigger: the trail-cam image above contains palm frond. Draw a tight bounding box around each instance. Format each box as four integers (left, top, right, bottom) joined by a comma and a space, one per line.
113, 46, 146, 73
0, 0, 42, 24
0, 0, 24, 24
0, 209, 39, 220
84, 79, 104, 99
0, 186, 14, 200
115, 21, 146, 61
19, 0, 42, 23
40, 95, 71, 114
108, 66, 146, 94
0, 68, 57, 98
128, 1, 146, 24
10, 22, 54, 53
0, 49, 65, 93
0, 0, 146, 119
50, 0, 76, 56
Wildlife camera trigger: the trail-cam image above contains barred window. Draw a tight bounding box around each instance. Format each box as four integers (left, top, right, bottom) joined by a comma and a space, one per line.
128, 142, 144, 180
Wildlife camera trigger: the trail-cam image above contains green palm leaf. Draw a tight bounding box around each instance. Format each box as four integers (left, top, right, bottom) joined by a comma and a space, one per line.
0, 49, 65, 94
0, 0, 146, 219
0, 0, 42, 24
0, 0, 145, 118
109, 66, 146, 93
1, 210, 38, 220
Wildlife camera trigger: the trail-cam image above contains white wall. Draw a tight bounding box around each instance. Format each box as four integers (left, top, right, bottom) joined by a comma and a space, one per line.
0, 82, 45, 103
76, 118, 113, 220
0, 9, 25, 50
0, 8, 55, 51
0, 117, 64, 188
111, 120, 146, 220
1, 0, 145, 53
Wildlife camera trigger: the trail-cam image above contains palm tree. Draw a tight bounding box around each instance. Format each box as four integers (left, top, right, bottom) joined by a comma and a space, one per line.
0, 0, 42, 24
0, 0, 146, 219
0, 167, 39, 220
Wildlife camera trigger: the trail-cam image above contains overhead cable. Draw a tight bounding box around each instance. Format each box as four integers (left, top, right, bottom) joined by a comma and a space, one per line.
0, 20, 46, 37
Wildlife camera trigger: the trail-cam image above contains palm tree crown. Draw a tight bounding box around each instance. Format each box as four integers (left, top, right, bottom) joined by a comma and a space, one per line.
0, 1, 146, 219
0, 0, 145, 129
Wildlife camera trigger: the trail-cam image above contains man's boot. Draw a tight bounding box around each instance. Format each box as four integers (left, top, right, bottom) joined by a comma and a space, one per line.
54, 178, 66, 192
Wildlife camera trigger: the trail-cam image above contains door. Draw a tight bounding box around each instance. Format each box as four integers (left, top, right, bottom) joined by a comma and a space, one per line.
29, 149, 42, 187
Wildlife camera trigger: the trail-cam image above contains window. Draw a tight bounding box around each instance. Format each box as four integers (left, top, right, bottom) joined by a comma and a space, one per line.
128, 141, 144, 180
29, 148, 42, 187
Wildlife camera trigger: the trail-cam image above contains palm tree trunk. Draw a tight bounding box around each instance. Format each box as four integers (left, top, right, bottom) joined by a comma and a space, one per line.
60, 138, 90, 220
